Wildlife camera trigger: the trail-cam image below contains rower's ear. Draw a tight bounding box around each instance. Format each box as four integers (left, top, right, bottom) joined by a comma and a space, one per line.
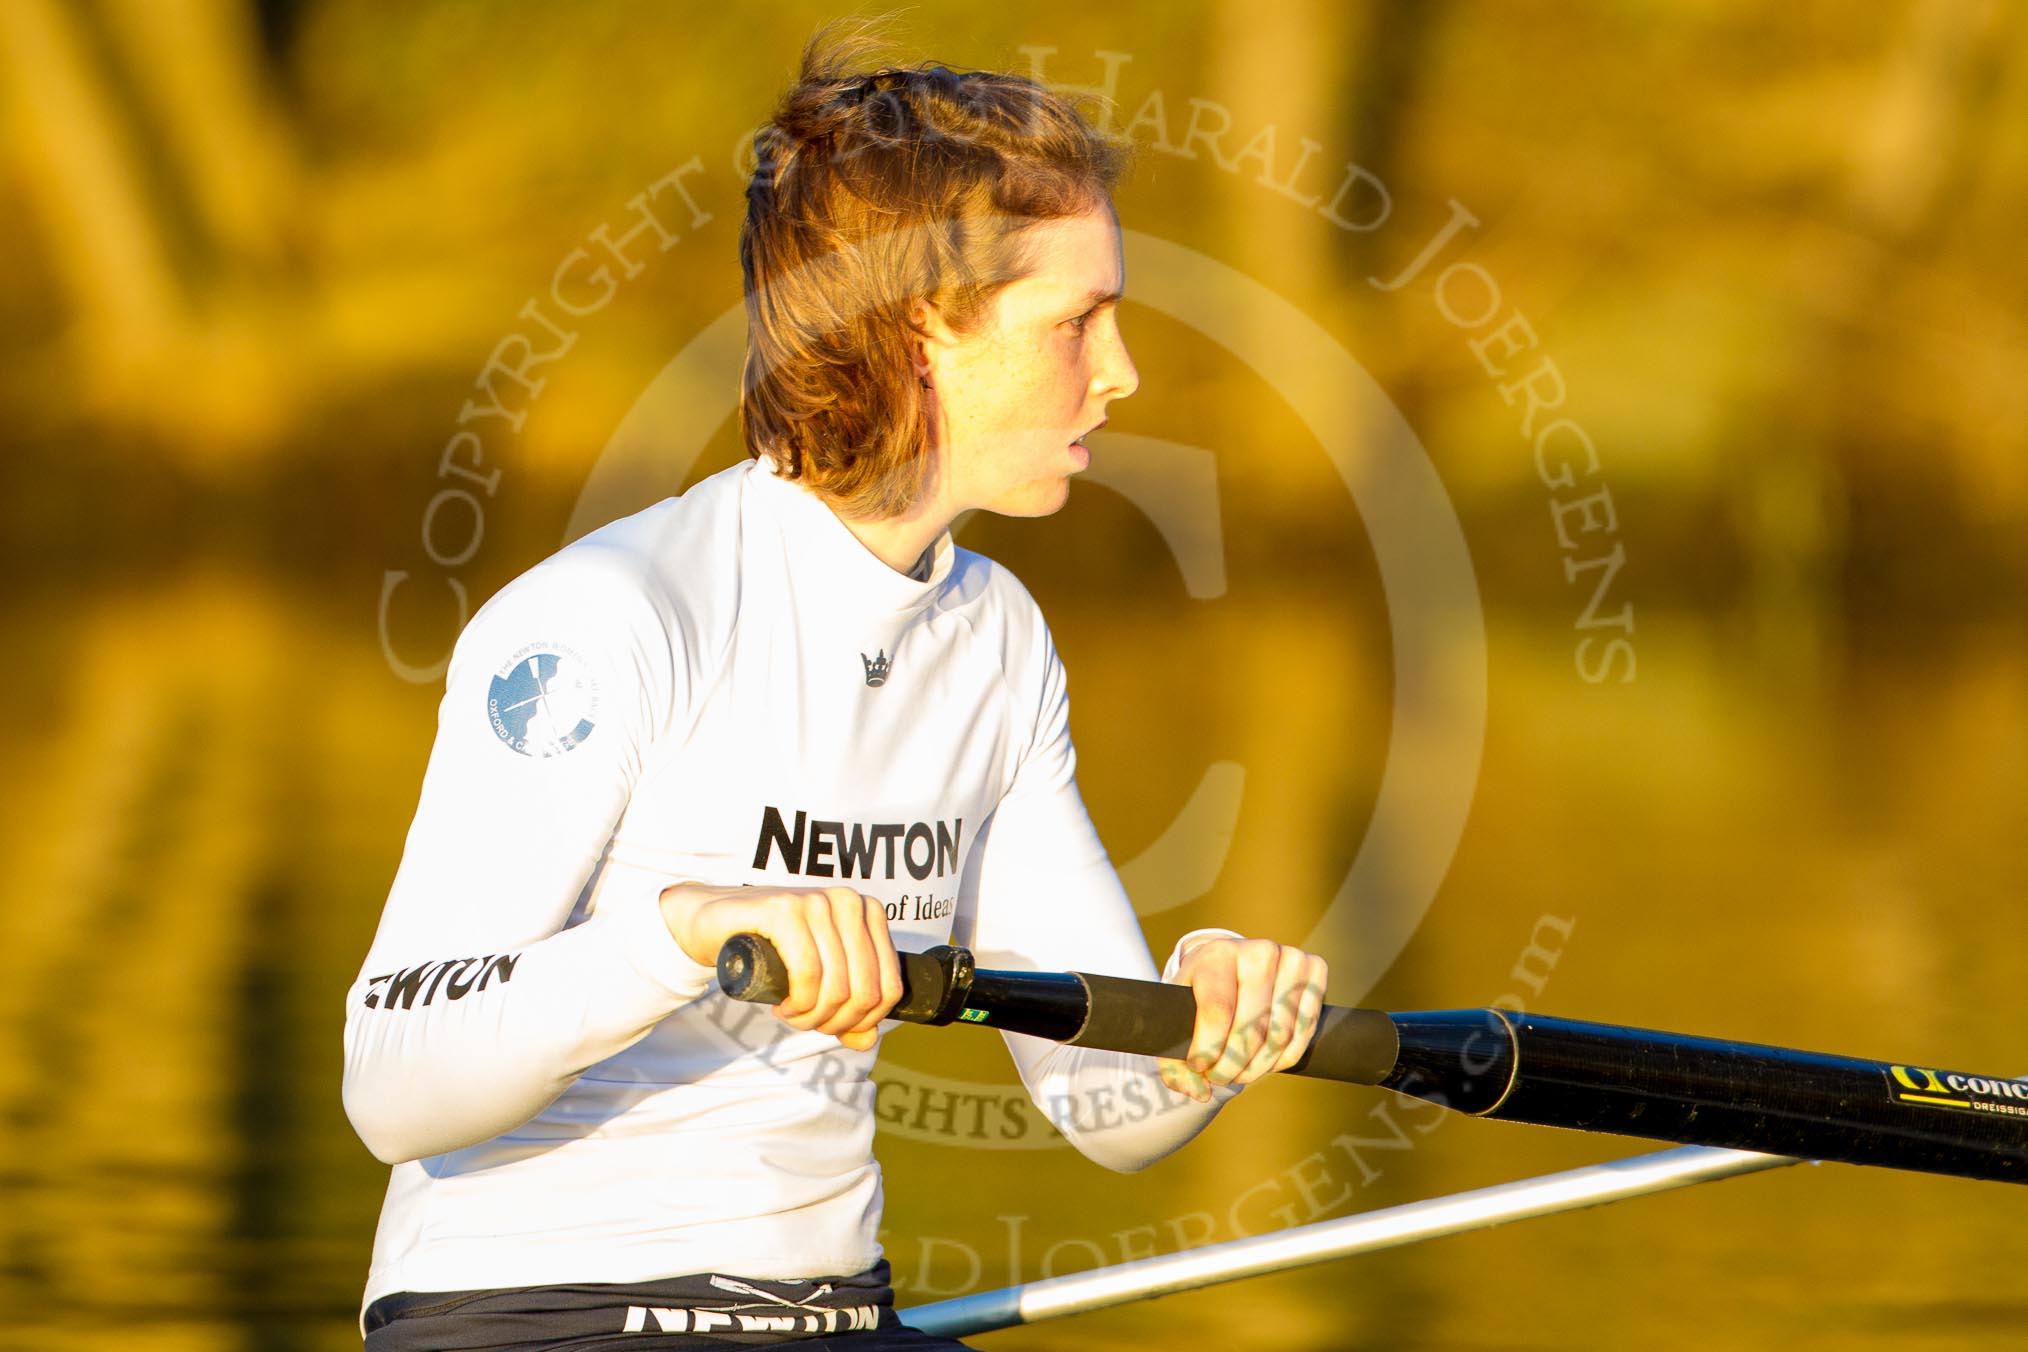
907, 298, 960, 383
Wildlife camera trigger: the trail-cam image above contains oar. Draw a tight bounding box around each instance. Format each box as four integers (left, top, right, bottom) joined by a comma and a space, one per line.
898, 1145, 1798, 1338
716, 936, 2028, 1184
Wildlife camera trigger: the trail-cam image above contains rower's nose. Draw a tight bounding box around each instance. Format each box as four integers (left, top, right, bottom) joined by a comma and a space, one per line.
1091, 310, 1138, 404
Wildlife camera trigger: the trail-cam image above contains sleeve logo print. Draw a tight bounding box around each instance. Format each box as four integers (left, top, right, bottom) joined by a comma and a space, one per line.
362, 953, 520, 1010
487, 642, 600, 756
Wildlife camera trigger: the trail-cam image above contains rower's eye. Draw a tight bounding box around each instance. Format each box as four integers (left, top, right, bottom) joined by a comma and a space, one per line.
1065, 309, 1094, 333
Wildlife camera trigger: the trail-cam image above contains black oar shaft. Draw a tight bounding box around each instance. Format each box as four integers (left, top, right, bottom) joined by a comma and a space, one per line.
714, 936, 2028, 1184
1387, 1009, 2028, 1183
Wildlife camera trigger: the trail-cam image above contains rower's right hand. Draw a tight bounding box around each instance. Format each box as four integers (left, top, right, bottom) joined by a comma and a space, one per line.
659, 882, 903, 1051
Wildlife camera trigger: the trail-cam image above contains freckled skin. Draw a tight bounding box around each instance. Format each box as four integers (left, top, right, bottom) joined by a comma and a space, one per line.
917, 204, 1140, 519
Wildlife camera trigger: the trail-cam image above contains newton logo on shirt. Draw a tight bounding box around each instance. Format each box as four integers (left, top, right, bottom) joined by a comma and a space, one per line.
753, 806, 962, 881
488, 643, 599, 756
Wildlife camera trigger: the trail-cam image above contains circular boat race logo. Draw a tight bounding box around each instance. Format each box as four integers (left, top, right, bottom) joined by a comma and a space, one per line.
487, 645, 600, 757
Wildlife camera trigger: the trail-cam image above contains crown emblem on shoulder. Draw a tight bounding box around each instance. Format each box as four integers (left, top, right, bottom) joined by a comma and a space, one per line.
861, 649, 891, 687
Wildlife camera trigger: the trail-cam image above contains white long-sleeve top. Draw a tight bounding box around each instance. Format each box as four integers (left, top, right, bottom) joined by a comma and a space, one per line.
343, 457, 1236, 1308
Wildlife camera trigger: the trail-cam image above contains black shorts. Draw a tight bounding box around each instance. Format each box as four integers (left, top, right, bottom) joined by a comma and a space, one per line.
362, 1262, 972, 1351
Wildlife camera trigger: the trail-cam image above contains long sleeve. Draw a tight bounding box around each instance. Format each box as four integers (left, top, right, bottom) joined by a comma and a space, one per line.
954, 621, 1241, 1173
342, 553, 717, 1164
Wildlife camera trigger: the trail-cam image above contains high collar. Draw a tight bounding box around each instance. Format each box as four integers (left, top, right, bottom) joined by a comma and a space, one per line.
744, 457, 954, 621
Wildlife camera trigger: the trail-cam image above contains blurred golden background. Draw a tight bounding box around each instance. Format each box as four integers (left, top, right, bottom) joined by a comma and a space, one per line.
1, 2, 2023, 1349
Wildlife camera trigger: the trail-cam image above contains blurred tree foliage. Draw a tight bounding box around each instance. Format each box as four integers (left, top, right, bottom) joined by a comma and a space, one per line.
0, 0, 2022, 611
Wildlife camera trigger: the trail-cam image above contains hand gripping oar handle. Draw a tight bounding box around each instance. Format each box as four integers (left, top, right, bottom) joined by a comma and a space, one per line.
717, 934, 2028, 1184
714, 933, 1401, 1082
716, 936, 983, 1027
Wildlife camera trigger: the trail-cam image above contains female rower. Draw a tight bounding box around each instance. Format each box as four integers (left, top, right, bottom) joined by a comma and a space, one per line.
343, 26, 1330, 1350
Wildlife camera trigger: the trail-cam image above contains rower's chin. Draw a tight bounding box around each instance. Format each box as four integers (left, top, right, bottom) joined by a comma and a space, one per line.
988, 477, 1075, 519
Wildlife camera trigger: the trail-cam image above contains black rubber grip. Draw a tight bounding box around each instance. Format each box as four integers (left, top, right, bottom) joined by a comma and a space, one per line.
1069, 976, 1398, 1084
1290, 1004, 1405, 1086
1069, 971, 1197, 1058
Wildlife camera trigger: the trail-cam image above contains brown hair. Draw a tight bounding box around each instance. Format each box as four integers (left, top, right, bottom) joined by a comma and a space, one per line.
738, 21, 1128, 518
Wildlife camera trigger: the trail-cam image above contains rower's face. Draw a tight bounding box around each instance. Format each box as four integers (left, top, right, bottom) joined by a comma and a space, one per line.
916, 204, 1139, 517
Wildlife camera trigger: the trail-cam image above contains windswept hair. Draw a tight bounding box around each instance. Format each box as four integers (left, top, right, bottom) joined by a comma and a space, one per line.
738, 20, 1128, 518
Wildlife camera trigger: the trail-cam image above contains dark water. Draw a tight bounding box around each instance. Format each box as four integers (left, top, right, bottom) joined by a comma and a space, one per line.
3, 571, 2022, 1351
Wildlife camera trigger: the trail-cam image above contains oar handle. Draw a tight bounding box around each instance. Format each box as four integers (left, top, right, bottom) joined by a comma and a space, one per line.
715, 933, 1401, 1084
717, 933, 981, 1025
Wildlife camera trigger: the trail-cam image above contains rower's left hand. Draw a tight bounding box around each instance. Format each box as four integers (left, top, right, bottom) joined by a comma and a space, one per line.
1159, 936, 1329, 1103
